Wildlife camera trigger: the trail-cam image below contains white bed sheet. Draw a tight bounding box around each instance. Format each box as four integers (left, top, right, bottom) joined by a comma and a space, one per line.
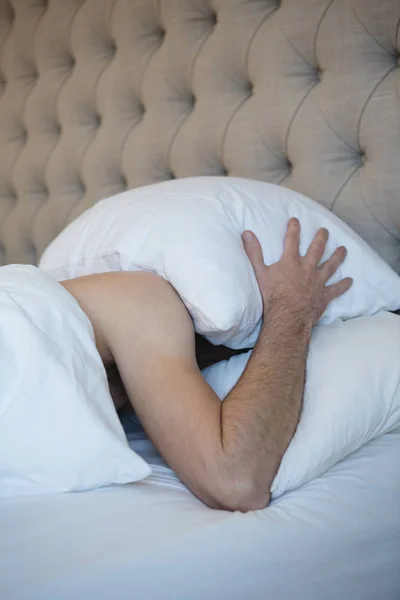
1, 419, 399, 600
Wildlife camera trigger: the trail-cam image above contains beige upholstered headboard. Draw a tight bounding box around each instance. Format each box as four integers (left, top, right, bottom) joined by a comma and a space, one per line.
0, 0, 399, 270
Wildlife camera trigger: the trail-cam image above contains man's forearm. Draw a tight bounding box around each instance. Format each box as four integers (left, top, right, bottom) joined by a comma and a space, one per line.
220, 304, 312, 500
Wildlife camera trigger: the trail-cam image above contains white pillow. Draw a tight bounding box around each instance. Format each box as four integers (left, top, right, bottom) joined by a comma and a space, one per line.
0, 265, 151, 498
202, 311, 400, 499
39, 177, 400, 348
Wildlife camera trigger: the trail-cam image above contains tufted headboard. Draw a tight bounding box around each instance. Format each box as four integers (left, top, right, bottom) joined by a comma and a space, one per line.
0, 0, 399, 270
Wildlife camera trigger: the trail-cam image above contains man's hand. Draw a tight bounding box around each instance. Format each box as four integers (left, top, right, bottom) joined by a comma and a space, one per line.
242, 218, 353, 325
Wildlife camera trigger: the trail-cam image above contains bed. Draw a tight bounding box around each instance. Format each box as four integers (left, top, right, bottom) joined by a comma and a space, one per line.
0, 1, 400, 598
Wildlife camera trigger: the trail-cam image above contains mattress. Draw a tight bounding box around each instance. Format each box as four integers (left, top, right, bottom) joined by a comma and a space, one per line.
1, 414, 399, 600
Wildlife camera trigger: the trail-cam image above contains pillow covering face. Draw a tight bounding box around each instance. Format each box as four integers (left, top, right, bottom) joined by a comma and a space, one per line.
201, 311, 400, 499
0, 265, 151, 499
39, 176, 400, 348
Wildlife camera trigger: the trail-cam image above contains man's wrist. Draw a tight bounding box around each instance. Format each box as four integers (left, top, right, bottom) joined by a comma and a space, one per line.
262, 300, 314, 341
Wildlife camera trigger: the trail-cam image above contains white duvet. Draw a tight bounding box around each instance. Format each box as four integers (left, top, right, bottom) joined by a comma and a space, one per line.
0, 265, 150, 499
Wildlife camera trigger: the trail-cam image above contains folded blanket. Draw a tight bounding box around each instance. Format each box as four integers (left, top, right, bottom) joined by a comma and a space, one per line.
0, 265, 150, 499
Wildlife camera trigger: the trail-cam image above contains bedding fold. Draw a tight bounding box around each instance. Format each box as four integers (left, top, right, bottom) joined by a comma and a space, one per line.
0, 265, 150, 499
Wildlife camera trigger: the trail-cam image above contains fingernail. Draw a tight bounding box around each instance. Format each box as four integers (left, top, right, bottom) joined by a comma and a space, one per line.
242, 231, 253, 242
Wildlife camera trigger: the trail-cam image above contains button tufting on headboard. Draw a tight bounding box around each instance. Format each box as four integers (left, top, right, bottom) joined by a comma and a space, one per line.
4, 0, 14, 23
186, 91, 196, 108
66, 54, 76, 70
93, 113, 102, 129
106, 39, 117, 58
0, 0, 399, 270
245, 81, 254, 96
209, 13, 218, 27
314, 67, 323, 81
119, 174, 128, 190
359, 151, 366, 166
137, 101, 146, 117
19, 127, 28, 145
285, 158, 293, 172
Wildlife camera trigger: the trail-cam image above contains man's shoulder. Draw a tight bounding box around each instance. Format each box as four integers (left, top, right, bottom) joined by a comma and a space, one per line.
62, 271, 179, 312
64, 270, 171, 296
91, 271, 188, 320
62, 271, 194, 364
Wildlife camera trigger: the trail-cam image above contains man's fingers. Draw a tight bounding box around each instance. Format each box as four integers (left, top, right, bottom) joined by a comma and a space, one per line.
318, 246, 347, 282
304, 227, 329, 266
283, 218, 300, 259
242, 230, 265, 276
325, 277, 353, 302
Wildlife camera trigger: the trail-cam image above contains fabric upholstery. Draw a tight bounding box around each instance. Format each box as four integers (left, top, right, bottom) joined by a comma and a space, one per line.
0, 0, 399, 269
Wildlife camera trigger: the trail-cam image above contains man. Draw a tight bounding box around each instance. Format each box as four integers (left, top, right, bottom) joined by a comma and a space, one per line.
61, 218, 352, 512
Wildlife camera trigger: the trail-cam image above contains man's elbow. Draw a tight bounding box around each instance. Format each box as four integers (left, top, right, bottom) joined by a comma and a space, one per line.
206, 476, 271, 513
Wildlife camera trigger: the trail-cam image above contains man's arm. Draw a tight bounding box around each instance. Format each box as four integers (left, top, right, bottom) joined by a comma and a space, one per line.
220, 221, 352, 504
98, 219, 351, 512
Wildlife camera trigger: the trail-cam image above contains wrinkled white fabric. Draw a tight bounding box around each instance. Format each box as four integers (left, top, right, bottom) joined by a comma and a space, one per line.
0, 265, 150, 498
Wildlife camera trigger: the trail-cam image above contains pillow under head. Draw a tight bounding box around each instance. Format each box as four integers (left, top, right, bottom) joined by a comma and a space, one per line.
39, 177, 400, 348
